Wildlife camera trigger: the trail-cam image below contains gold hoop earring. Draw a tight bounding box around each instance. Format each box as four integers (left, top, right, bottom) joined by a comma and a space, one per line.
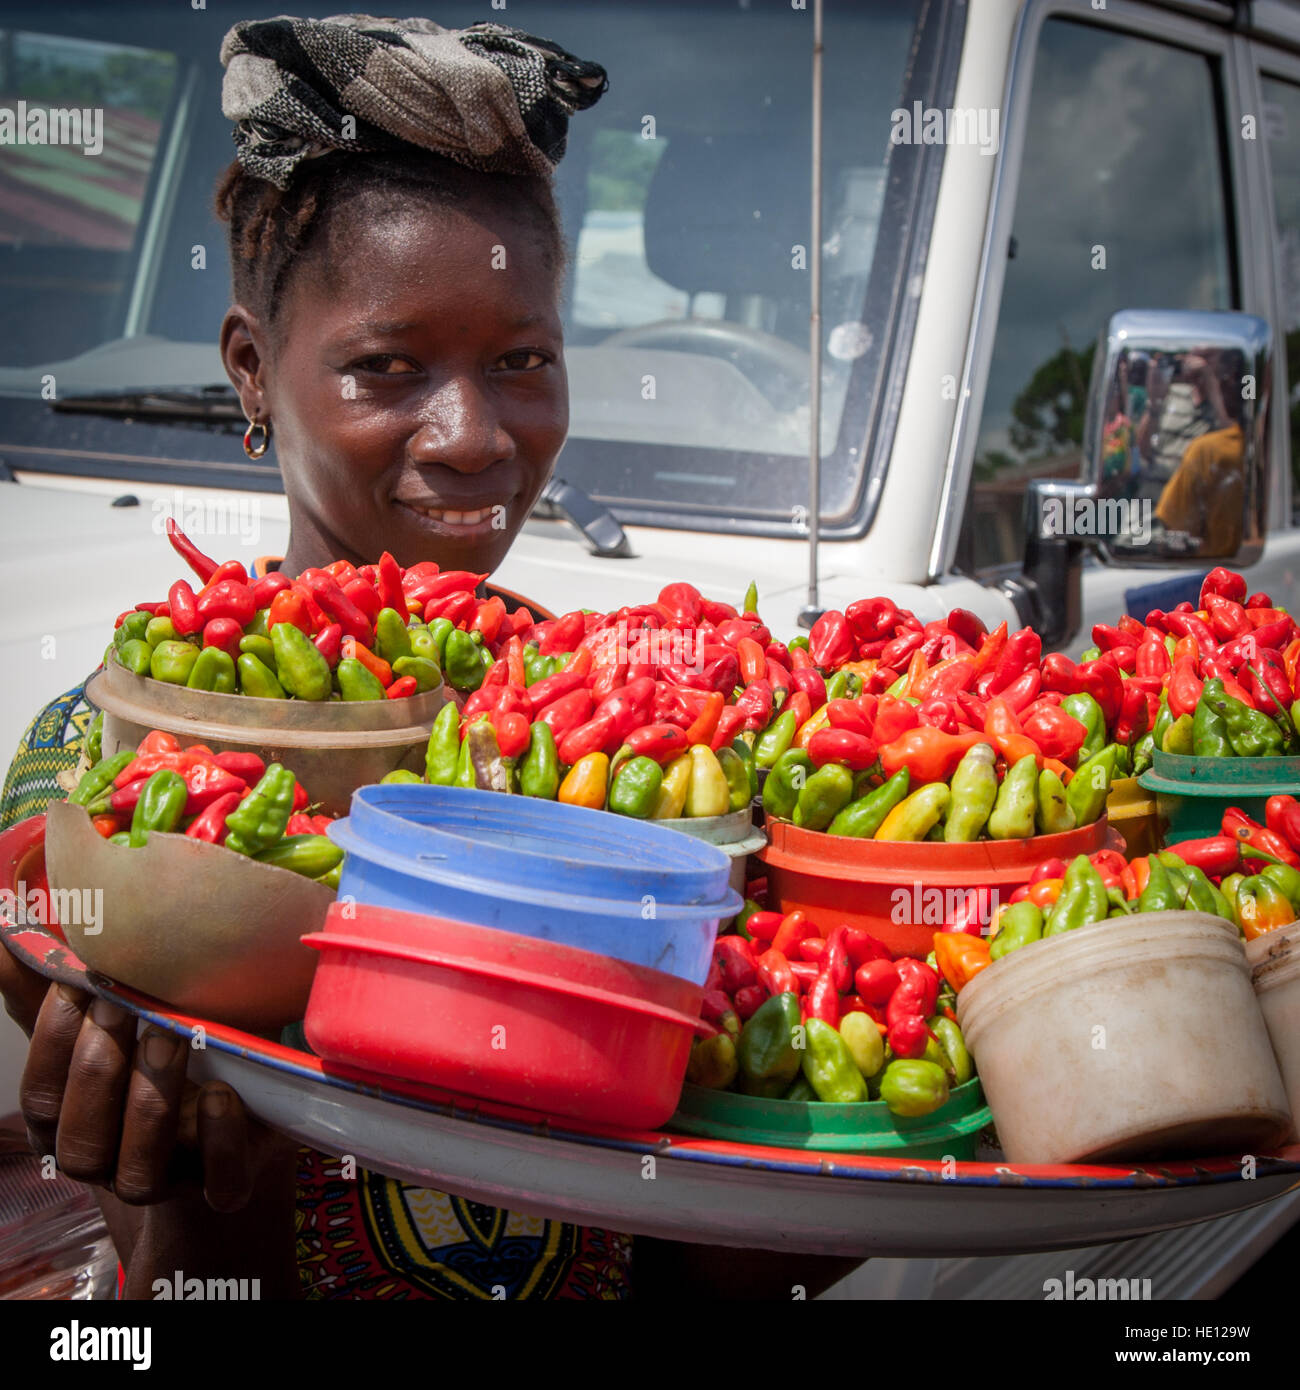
243, 417, 271, 459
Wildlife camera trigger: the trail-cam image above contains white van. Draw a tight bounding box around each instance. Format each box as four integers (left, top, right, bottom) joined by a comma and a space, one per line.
2, 0, 1297, 1298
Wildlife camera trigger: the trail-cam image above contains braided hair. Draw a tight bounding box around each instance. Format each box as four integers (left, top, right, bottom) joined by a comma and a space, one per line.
214, 149, 566, 340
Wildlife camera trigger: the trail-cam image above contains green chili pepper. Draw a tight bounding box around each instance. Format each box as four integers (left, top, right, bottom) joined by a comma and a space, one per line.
1045, 853, 1109, 935
730, 736, 759, 800
108, 831, 133, 847
1079, 645, 1101, 662
1261, 863, 1300, 915
1137, 852, 1180, 913
1107, 886, 1134, 917
736, 992, 803, 1098
391, 655, 441, 693
69, 749, 133, 808
252, 834, 343, 878
742, 580, 759, 615
409, 623, 444, 666
944, 742, 997, 842
1176, 861, 1229, 917
988, 753, 1038, 840
715, 745, 754, 813
237, 653, 287, 699
1131, 730, 1155, 778
445, 628, 490, 692
687, 1034, 739, 1090
116, 639, 152, 677
754, 709, 797, 769
879, 1059, 949, 1117
336, 656, 388, 701
1192, 681, 1233, 757
380, 769, 424, 785
129, 769, 188, 847
453, 724, 477, 788
1065, 744, 1118, 826
990, 899, 1043, 960
238, 634, 278, 670
116, 611, 151, 648
1209, 682, 1284, 758
788, 635, 810, 655
85, 712, 104, 766
149, 639, 200, 686
244, 607, 269, 638
782, 1075, 818, 1103
187, 646, 237, 694
1061, 693, 1107, 761
793, 763, 854, 832
374, 608, 413, 666
519, 720, 560, 799
145, 615, 178, 648
800, 1018, 867, 1103
1152, 692, 1173, 756
1036, 767, 1075, 836
824, 669, 861, 702
825, 768, 908, 838
1162, 713, 1195, 756
465, 719, 510, 792
608, 755, 663, 818
928, 1016, 973, 1087
271, 621, 333, 701
761, 748, 814, 822
315, 863, 343, 891
224, 764, 297, 856
423, 702, 462, 786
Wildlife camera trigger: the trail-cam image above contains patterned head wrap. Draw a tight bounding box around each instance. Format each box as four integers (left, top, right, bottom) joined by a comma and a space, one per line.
219, 13, 608, 190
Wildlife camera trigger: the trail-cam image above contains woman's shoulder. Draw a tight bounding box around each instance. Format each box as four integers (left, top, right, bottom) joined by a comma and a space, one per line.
0, 679, 97, 831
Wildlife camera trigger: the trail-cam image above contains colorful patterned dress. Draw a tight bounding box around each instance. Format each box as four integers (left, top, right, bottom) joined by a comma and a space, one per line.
0, 677, 634, 1300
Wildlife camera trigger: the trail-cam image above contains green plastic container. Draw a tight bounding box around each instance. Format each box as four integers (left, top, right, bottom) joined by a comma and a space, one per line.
668, 1077, 990, 1157
1140, 750, 1300, 844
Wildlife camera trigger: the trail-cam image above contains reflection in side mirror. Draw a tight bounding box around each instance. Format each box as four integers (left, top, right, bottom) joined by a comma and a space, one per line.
1005, 310, 1271, 649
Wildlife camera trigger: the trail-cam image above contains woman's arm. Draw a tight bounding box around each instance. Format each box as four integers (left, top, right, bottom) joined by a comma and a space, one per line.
633, 1236, 862, 1301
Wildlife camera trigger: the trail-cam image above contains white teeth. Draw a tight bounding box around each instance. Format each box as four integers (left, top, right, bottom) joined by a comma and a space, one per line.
405, 504, 492, 525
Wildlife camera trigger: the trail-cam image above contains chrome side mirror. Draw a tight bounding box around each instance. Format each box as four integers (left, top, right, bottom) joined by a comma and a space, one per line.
1006, 310, 1271, 648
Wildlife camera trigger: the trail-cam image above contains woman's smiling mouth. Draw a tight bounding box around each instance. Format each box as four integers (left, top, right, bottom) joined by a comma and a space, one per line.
396, 499, 506, 533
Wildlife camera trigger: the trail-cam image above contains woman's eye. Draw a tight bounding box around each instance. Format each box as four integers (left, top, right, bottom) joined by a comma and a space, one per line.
355, 355, 417, 374
497, 350, 548, 371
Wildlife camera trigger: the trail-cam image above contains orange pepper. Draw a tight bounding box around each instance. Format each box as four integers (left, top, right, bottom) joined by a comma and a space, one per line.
1172, 635, 1199, 666
878, 726, 984, 783
785, 690, 813, 730
684, 690, 725, 746
92, 814, 122, 839
1284, 637, 1300, 695
736, 637, 767, 686
1044, 757, 1072, 783
933, 931, 992, 993
1130, 856, 1150, 898
558, 751, 609, 809
971, 620, 1008, 676
1120, 864, 1138, 900
902, 648, 929, 699
840, 659, 880, 679
504, 636, 527, 689
1027, 877, 1063, 908
793, 705, 832, 750
912, 655, 976, 701
341, 636, 393, 688
984, 696, 1042, 766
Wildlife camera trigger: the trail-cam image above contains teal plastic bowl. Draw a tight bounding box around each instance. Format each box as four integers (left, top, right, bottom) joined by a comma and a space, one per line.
1139, 750, 1300, 843
668, 1078, 990, 1157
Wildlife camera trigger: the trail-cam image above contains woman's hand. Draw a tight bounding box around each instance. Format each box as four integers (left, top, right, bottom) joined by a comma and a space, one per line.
2, 943, 289, 1212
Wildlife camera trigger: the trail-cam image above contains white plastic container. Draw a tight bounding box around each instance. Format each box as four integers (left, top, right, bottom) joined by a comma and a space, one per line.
957, 911, 1294, 1164
1248, 921, 1300, 1130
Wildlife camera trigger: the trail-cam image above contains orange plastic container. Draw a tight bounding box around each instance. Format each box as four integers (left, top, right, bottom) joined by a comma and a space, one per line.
758, 817, 1111, 957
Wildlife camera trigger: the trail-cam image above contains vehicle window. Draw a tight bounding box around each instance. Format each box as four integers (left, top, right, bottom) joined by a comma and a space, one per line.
958, 17, 1235, 575
0, 28, 178, 366
1261, 75, 1300, 519
0, 0, 936, 532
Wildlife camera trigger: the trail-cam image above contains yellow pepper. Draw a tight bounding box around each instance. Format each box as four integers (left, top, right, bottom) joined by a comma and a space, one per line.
792, 705, 832, 751
684, 744, 730, 818
652, 752, 692, 819
874, 783, 950, 841
558, 751, 608, 809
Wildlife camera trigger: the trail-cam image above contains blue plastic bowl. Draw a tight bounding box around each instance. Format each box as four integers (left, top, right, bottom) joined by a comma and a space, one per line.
326, 785, 742, 983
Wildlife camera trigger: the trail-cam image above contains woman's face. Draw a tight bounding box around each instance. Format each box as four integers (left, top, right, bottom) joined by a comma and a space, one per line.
230, 192, 567, 575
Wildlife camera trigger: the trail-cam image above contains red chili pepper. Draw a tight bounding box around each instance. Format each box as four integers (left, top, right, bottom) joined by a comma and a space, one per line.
202, 617, 244, 659
371, 551, 403, 614
558, 711, 617, 764
195, 580, 256, 629
713, 936, 758, 992
1077, 659, 1124, 726
854, 958, 902, 1005
595, 677, 657, 746
744, 910, 785, 943
807, 727, 877, 771
1038, 652, 1082, 696
1113, 683, 1150, 746
1171, 836, 1241, 877
213, 750, 265, 783
846, 597, 900, 643
622, 723, 689, 764
1228, 820, 1300, 869
878, 629, 924, 671
1166, 656, 1204, 720
771, 911, 815, 957
404, 569, 486, 607
163, 518, 219, 583
1204, 592, 1251, 642
808, 611, 855, 670
887, 1013, 930, 1059
784, 690, 814, 730
804, 970, 840, 1026
1245, 658, 1293, 716
755, 948, 797, 996
986, 628, 1042, 696
842, 928, 891, 967
732, 984, 769, 1021
313, 622, 344, 667
386, 676, 418, 699
299, 572, 373, 645
1020, 705, 1086, 763
1030, 855, 1068, 883
470, 596, 507, 645
942, 885, 997, 937
826, 698, 872, 737
184, 790, 244, 844
872, 694, 921, 745
999, 666, 1042, 714
166, 580, 201, 637
798, 936, 828, 963
822, 925, 854, 993
683, 690, 725, 746
1135, 632, 1171, 678
285, 813, 317, 837
709, 704, 747, 752
539, 611, 587, 657
1200, 566, 1248, 607
267, 588, 314, 636
1266, 795, 1300, 854
342, 576, 382, 624
657, 582, 703, 625
1164, 610, 1218, 659
250, 572, 291, 610
537, 689, 595, 745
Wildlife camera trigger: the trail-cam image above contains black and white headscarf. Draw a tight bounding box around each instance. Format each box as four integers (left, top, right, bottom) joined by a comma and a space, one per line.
220, 14, 608, 189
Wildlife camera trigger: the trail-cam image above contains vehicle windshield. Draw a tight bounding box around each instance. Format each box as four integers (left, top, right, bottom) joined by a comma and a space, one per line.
0, 0, 930, 530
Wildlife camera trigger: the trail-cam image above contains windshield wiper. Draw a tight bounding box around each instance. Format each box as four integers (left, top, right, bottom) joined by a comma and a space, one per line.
536, 477, 633, 558
51, 385, 244, 425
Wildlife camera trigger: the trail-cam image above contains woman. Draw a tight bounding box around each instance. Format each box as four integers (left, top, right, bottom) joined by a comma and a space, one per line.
0, 14, 859, 1301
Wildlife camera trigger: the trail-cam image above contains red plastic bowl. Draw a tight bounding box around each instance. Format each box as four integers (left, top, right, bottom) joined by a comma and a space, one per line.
302, 904, 704, 1129
758, 816, 1111, 957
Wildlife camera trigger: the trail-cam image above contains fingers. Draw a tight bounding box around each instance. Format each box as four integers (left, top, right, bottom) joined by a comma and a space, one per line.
0, 941, 56, 1038
196, 1084, 255, 1214
19, 983, 91, 1160
55, 998, 137, 1185
112, 1027, 189, 1205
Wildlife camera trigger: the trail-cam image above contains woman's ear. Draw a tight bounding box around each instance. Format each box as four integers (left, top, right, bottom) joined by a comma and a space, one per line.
220, 305, 270, 421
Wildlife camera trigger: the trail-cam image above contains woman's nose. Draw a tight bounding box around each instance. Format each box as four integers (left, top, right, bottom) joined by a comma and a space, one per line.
407, 378, 514, 474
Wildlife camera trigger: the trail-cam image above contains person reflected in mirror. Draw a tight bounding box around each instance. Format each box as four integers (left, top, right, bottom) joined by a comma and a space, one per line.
1135, 349, 1222, 482
1154, 352, 1245, 556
